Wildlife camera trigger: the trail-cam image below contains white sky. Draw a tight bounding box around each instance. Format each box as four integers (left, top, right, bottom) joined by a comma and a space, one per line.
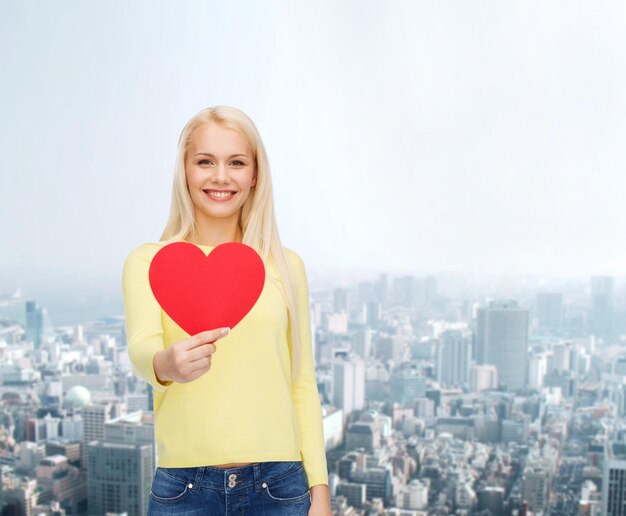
1, 0, 625, 300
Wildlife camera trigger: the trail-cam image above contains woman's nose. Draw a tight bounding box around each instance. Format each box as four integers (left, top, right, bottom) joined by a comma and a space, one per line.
212, 163, 230, 182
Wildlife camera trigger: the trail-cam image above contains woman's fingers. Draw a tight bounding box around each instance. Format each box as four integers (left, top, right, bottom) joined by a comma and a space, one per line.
189, 357, 212, 375
162, 328, 229, 383
188, 342, 217, 362
184, 327, 230, 350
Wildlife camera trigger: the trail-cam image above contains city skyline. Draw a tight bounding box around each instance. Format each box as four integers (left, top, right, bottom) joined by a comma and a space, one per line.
2, 259, 625, 513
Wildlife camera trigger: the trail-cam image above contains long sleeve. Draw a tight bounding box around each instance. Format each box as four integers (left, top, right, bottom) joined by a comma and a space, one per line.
288, 251, 329, 488
121, 245, 173, 392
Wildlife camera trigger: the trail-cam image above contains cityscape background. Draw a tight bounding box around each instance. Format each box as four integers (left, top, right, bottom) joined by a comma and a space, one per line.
1, 1, 626, 515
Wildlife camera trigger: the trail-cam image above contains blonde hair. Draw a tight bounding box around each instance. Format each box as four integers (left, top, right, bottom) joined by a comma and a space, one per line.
159, 106, 304, 383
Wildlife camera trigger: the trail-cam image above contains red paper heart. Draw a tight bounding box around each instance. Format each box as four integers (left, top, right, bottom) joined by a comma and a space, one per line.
148, 242, 265, 338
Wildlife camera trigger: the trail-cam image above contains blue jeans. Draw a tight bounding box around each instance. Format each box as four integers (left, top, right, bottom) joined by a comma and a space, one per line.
147, 460, 312, 515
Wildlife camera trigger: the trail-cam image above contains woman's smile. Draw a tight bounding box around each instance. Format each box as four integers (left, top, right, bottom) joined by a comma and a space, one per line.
203, 189, 238, 201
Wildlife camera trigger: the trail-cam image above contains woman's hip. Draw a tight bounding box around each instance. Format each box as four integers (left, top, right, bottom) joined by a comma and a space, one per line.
148, 460, 311, 515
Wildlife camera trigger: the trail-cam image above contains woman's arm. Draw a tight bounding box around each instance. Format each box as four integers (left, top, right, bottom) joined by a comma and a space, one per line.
121, 245, 173, 392
288, 251, 330, 489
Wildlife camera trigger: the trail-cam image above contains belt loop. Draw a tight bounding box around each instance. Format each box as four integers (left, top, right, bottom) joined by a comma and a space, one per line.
253, 462, 262, 492
193, 466, 204, 491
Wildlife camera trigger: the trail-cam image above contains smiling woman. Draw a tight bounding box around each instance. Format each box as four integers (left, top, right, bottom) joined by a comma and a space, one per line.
122, 105, 331, 515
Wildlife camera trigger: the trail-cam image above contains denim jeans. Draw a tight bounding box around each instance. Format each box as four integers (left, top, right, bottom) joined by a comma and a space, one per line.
147, 460, 312, 515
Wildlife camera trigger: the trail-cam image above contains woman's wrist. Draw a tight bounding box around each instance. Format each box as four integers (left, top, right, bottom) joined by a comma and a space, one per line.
153, 349, 171, 384
310, 483, 330, 501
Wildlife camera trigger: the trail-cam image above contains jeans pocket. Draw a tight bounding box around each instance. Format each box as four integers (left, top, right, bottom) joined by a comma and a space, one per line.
150, 468, 190, 503
262, 463, 311, 503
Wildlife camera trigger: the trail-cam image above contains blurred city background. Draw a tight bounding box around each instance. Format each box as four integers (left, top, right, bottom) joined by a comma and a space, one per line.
1, 1, 626, 515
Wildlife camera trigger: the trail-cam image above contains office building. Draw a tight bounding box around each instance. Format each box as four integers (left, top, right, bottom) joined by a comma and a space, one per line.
435, 329, 472, 387
476, 300, 529, 390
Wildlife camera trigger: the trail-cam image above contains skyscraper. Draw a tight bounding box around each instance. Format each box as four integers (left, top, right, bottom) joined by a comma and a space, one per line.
536, 292, 563, 330
25, 301, 54, 349
435, 329, 472, 387
332, 352, 365, 422
476, 300, 529, 391
82, 404, 112, 444
602, 441, 626, 515
333, 287, 349, 313
86, 441, 152, 516
352, 328, 373, 360
82, 403, 113, 465
591, 275, 614, 337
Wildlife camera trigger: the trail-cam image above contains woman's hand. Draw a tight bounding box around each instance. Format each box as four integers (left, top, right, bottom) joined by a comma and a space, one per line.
309, 484, 332, 515
153, 327, 230, 384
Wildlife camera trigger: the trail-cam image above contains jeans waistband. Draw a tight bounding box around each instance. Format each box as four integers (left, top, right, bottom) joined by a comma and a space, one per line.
156, 461, 303, 494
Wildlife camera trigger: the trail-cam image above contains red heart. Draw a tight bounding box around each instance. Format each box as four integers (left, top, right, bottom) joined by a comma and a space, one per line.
148, 242, 265, 338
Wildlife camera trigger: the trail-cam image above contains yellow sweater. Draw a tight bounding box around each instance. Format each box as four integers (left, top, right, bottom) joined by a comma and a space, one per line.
121, 241, 329, 488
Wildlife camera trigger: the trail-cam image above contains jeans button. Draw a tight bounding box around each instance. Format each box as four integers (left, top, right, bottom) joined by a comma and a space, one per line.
228, 480, 236, 488
228, 474, 237, 481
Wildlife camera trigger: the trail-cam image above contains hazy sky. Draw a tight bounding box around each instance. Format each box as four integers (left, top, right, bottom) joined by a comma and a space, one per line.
1, 1, 625, 308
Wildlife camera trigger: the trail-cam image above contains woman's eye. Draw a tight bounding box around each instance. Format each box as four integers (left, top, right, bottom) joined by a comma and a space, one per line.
197, 159, 245, 166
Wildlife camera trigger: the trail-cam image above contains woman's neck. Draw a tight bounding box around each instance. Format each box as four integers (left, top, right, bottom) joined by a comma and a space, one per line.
187, 227, 243, 246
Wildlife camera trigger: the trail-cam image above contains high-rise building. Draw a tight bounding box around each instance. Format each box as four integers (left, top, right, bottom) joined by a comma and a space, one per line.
400, 479, 429, 510
435, 329, 472, 387
391, 276, 415, 308
82, 404, 112, 444
470, 364, 498, 392
104, 411, 154, 445
345, 421, 378, 452
82, 403, 113, 465
476, 300, 529, 391
333, 287, 349, 313
366, 300, 382, 328
352, 328, 373, 360
358, 281, 376, 307
332, 353, 365, 421
536, 292, 563, 330
522, 465, 548, 514
335, 482, 367, 510
477, 486, 505, 514
25, 301, 54, 349
527, 353, 547, 389
591, 275, 614, 337
104, 410, 156, 467
374, 335, 405, 363
549, 342, 572, 372
86, 441, 152, 516
389, 370, 429, 405
25, 300, 42, 349
352, 466, 393, 507
602, 441, 626, 515
375, 273, 389, 310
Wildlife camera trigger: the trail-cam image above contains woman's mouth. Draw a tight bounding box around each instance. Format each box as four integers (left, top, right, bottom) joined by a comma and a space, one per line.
203, 189, 237, 201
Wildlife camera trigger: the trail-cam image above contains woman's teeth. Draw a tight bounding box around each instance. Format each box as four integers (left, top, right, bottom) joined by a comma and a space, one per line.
204, 190, 235, 200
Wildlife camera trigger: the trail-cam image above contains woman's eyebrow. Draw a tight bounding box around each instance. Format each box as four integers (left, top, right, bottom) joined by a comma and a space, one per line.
194, 152, 249, 158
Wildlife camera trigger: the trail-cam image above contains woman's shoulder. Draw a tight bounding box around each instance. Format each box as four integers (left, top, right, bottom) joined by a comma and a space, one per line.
281, 246, 309, 285
123, 241, 170, 265
282, 245, 305, 268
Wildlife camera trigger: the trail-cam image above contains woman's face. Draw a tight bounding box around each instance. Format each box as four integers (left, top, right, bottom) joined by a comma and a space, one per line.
185, 122, 257, 224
